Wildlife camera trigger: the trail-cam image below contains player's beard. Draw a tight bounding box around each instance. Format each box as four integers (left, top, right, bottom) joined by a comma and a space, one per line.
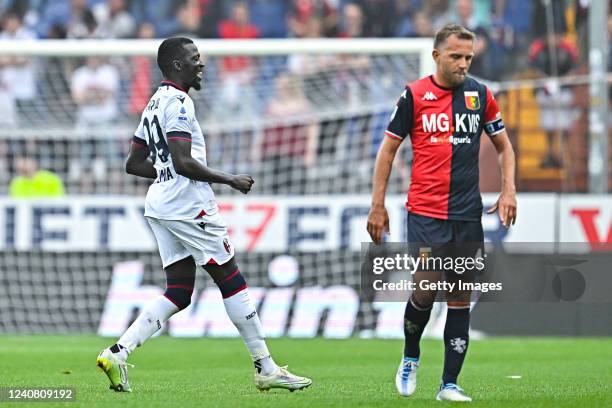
444, 66, 467, 88
190, 70, 203, 91
186, 74, 201, 91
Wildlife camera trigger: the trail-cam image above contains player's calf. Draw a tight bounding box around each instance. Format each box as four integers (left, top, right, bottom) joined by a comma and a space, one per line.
442, 306, 470, 386
204, 259, 276, 371
163, 277, 195, 310
403, 296, 433, 359
204, 258, 311, 389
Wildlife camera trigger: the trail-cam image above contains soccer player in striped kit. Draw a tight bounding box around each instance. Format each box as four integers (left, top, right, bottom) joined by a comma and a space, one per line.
367, 24, 517, 402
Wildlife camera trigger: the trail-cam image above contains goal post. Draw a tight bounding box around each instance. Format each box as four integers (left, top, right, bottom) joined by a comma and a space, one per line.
0, 38, 434, 71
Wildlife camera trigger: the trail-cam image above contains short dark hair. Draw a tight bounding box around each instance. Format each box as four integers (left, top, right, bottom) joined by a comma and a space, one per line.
433, 24, 474, 49
157, 37, 194, 77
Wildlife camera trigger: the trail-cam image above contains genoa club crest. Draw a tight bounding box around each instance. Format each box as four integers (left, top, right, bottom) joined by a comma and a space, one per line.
464, 91, 480, 110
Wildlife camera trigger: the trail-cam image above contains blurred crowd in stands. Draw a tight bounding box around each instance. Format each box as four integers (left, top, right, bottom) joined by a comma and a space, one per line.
0, 0, 597, 77
0, 0, 608, 196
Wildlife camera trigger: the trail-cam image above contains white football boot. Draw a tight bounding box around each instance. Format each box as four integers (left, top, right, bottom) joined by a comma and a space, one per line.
395, 357, 419, 396
254, 366, 312, 392
436, 383, 472, 402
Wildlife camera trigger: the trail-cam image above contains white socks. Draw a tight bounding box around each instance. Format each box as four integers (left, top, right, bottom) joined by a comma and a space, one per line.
114, 288, 278, 375
223, 289, 278, 375
117, 295, 179, 356
255, 356, 278, 376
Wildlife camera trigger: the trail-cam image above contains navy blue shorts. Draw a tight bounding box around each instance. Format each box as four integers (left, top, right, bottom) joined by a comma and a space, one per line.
407, 212, 483, 276
407, 212, 483, 244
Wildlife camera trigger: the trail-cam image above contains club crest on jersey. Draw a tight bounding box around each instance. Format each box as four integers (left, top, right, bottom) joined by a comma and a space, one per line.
464, 91, 480, 110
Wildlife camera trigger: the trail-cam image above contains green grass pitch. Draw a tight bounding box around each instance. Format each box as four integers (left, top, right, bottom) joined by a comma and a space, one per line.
1, 336, 610, 407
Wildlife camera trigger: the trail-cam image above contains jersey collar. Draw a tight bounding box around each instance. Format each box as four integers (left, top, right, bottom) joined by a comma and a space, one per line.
160, 80, 187, 92
429, 75, 454, 91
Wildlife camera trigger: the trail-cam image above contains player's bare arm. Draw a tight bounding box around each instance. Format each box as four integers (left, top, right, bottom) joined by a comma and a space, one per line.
168, 135, 254, 194
125, 141, 156, 179
367, 135, 402, 244
486, 129, 517, 228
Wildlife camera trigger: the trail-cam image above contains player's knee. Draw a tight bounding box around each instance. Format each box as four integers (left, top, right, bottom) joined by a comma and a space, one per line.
411, 295, 434, 311
214, 268, 247, 298
203, 257, 236, 279
446, 289, 471, 305
411, 287, 437, 310
203, 258, 248, 298
164, 286, 193, 310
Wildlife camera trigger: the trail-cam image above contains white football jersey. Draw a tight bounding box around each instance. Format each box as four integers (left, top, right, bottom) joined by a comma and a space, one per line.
133, 81, 216, 220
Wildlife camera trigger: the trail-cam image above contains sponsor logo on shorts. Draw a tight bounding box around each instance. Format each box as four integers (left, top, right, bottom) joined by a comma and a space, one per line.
245, 311, 256, 320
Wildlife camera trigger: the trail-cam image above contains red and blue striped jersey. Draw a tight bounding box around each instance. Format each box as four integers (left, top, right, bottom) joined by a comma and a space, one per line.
386, 75, 505, 221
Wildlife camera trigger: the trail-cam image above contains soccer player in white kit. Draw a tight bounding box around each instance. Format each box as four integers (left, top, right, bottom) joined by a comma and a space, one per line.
96, 37, 312, 393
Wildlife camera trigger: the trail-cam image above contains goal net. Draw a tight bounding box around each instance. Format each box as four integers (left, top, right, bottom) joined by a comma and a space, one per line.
0, 38, 433, 337
0, 38, 431, 195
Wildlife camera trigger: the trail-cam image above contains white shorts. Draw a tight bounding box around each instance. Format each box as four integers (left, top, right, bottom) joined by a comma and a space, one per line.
146, 211, 234, 269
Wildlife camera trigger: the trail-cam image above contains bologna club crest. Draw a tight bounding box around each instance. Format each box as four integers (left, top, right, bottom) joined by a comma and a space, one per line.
223, 238, 232, 254
464, 91, 480, 110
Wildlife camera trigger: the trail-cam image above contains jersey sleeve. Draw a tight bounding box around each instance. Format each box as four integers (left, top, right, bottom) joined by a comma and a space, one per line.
165, 96, 194, 141
132, 120, 147, 146
385, 87, 414, 141
483, 86, 505, 136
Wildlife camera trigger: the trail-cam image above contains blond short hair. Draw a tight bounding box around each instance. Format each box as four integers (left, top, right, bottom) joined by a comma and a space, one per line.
434, 24, 475, 49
